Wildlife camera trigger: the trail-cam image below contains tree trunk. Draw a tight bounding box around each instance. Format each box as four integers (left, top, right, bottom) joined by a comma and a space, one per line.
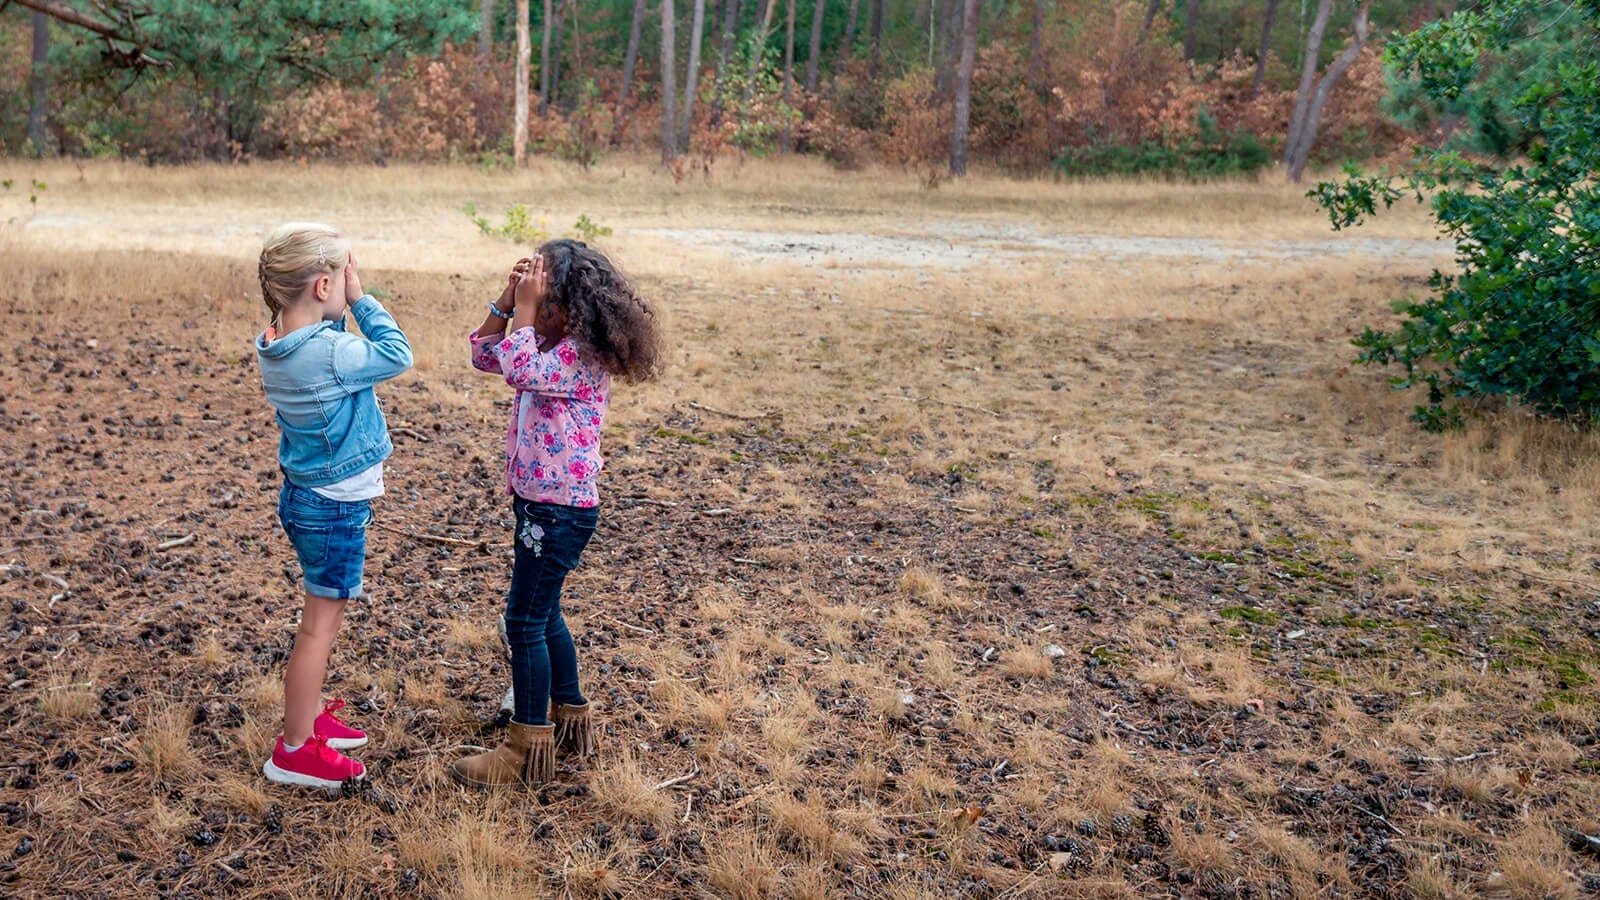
618, 0, 647, 124
1027, 0, 1046, 88
805, 0, 825, 93
1141, 0, 1161, 35
780, 0, 795, 152
1182, 0, 1200, 61
516, 0, 531, 164
681, 0, 706, 151
839, 0, 858, 61
549, 0, 565, 110
936, 0, 957, 95
1253, 0, 1280, 97
661, 0, 679, 162
869, 0, 883, 78
711, 0, 739, 124
1284, 0, 1332, 171
478, 0, 494, 58
538, 0, 552, 116
949, 0, 978, 176
1286, 1, 1369, 182
28, 11, 48, 156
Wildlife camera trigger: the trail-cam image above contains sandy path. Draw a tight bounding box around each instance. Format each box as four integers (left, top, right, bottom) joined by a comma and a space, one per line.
636, 222, 1453, 271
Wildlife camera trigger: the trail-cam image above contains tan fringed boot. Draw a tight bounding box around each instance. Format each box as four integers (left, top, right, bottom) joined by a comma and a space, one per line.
551, 701, 597, 758
450, 722, 555, 788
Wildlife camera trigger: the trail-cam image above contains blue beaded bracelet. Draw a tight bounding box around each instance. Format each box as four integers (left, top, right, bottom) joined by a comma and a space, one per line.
488, 302, 512, 319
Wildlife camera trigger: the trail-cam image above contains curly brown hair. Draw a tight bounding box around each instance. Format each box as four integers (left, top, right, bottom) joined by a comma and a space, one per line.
538, 239, 665, 383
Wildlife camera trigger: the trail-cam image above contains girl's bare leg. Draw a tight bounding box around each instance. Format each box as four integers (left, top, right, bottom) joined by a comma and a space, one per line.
281, 593, 348, 746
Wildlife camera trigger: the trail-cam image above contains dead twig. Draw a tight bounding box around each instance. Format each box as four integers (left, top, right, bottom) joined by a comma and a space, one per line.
373, 522, 477, 547
687, 400, 779, 422
620, 496, 678, 508
156, 533, 196, 551
893, 395, 1000, 418
392, 427, 431, 443
1352, 804, 1406, 836
1406, 749, 1497, 766
599, 617, 656, 637
655, 765, 700, 791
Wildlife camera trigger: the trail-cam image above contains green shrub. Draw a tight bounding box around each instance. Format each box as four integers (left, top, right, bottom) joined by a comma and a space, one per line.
1053, 112, 1270, 180
1313, 1, 1600, 429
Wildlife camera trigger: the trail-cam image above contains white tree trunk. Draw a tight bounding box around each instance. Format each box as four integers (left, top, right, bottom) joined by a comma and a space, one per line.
515, 0, 530, 166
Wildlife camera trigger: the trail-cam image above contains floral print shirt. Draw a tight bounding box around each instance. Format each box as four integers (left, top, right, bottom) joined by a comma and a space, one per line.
470, 326, 611, 508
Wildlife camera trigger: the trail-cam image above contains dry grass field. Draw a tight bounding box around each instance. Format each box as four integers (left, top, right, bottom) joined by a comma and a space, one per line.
3, 157, 1600, 898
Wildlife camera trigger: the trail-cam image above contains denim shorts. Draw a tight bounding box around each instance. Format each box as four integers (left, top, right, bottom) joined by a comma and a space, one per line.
277, 482, 372, 600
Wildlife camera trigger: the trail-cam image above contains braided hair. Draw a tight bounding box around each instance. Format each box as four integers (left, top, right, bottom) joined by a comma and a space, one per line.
259, 223, 347, 328
539, 239, 665, 383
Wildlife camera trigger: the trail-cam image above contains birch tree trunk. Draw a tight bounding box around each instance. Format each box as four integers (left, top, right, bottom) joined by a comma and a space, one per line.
516, 0, 531, 164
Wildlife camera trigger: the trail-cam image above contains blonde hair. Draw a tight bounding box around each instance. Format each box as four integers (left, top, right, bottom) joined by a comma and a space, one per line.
258, 222, 350, 326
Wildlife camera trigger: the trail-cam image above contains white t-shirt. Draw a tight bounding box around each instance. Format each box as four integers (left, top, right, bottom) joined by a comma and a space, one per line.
311, 462, 385, 501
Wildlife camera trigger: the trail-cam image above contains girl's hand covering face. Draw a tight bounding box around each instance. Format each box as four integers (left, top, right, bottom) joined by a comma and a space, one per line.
344, 249, 364, 305
513, 255, 549, 309
509, 257, 533, 293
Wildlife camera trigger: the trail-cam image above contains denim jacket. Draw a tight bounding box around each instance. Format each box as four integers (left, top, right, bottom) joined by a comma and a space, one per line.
255, 295, 413, 487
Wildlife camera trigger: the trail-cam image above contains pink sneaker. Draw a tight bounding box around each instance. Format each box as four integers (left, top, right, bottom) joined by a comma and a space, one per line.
263, 735, 366, 789
314, 700, 368, 750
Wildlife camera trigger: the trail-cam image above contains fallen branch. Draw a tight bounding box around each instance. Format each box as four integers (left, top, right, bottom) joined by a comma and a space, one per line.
1407, 749, 1497, 766
655, 765, 700, 791
687, 401, 779, 422
373, 522, 478, 547
1352, 804, 1406, 836
156, 533, 195, 551
1111, 718, 1158, 738
701, 508, 733, 517
620, 496, 679, 508
599, 616, 656, 636
893, 395, 1000, 418
392, 427, 431, 443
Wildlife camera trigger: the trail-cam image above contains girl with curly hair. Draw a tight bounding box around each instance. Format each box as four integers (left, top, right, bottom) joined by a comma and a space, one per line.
453, 239, 664, 788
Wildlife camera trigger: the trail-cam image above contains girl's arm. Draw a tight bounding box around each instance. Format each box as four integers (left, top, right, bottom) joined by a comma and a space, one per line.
470, 259, 531, 372
335, 296, 413, 386
490, 328, 597, 400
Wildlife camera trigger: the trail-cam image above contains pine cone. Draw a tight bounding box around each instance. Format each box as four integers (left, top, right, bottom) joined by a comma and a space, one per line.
1110, 813, 1133, 838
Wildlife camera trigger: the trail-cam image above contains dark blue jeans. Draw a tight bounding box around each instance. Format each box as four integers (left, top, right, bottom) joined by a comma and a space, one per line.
506, 498, 597, 726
